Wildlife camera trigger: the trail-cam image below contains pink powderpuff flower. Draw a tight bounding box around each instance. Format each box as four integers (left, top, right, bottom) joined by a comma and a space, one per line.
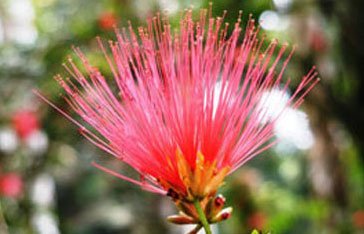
35, 6, 318, 232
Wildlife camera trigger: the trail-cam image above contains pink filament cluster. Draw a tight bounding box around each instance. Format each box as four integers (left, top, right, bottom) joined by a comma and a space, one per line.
35, 8, 318, 195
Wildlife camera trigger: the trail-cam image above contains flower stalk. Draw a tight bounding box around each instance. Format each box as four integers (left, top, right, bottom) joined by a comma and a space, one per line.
193, 199, 212, 234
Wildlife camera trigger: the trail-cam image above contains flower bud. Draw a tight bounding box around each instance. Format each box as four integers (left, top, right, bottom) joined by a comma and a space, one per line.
176, 201, 198, 219
210, 207, 233, 223
167, 214, 197, 225
214, 194, 225, 208
206, 194, 226, 219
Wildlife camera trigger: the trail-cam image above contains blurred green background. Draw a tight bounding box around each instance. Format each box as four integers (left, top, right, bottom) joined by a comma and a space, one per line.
0, 0, 363, 233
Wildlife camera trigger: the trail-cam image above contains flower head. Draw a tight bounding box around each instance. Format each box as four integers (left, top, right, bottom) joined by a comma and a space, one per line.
35, 6, 318, 231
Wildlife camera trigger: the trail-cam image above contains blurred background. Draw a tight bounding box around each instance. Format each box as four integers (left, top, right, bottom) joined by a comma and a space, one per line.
0, 0, 363, 233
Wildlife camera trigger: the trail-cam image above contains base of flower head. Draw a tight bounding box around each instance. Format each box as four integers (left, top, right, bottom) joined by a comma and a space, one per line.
162, 149, 230, 202
167, 194, 233, 229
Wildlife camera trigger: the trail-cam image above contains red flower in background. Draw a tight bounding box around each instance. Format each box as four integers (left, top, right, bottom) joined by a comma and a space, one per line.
36, 7, 318, 232
247, 211, 267, 230
12, 110, 39, 140
309, 30, 327, 53
353, 210, 364, 229
0, 173, 23, 198
98, 12, 117, 30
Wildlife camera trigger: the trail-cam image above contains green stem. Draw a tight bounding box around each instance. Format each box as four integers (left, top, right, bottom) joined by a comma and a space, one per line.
193, 199, 212, 234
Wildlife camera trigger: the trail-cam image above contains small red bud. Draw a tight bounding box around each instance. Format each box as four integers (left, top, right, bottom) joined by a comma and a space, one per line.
206, 194, 227, 219
221, 212, 231, 220
214, 194, 225, 207
210, 207, 233, 223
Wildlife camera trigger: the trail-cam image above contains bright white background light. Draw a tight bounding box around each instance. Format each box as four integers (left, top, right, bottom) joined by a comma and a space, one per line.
258, 89, 314, 151
259, 10, 289, 31
26, 130, 49, 155
273, 0, 292, 11
31, 211, 60, 234
275, 109, 314, 150
0, 127, 18, 154
7, 0, 38, 44
159, 0, 180, 14
31, 173, 55, 207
